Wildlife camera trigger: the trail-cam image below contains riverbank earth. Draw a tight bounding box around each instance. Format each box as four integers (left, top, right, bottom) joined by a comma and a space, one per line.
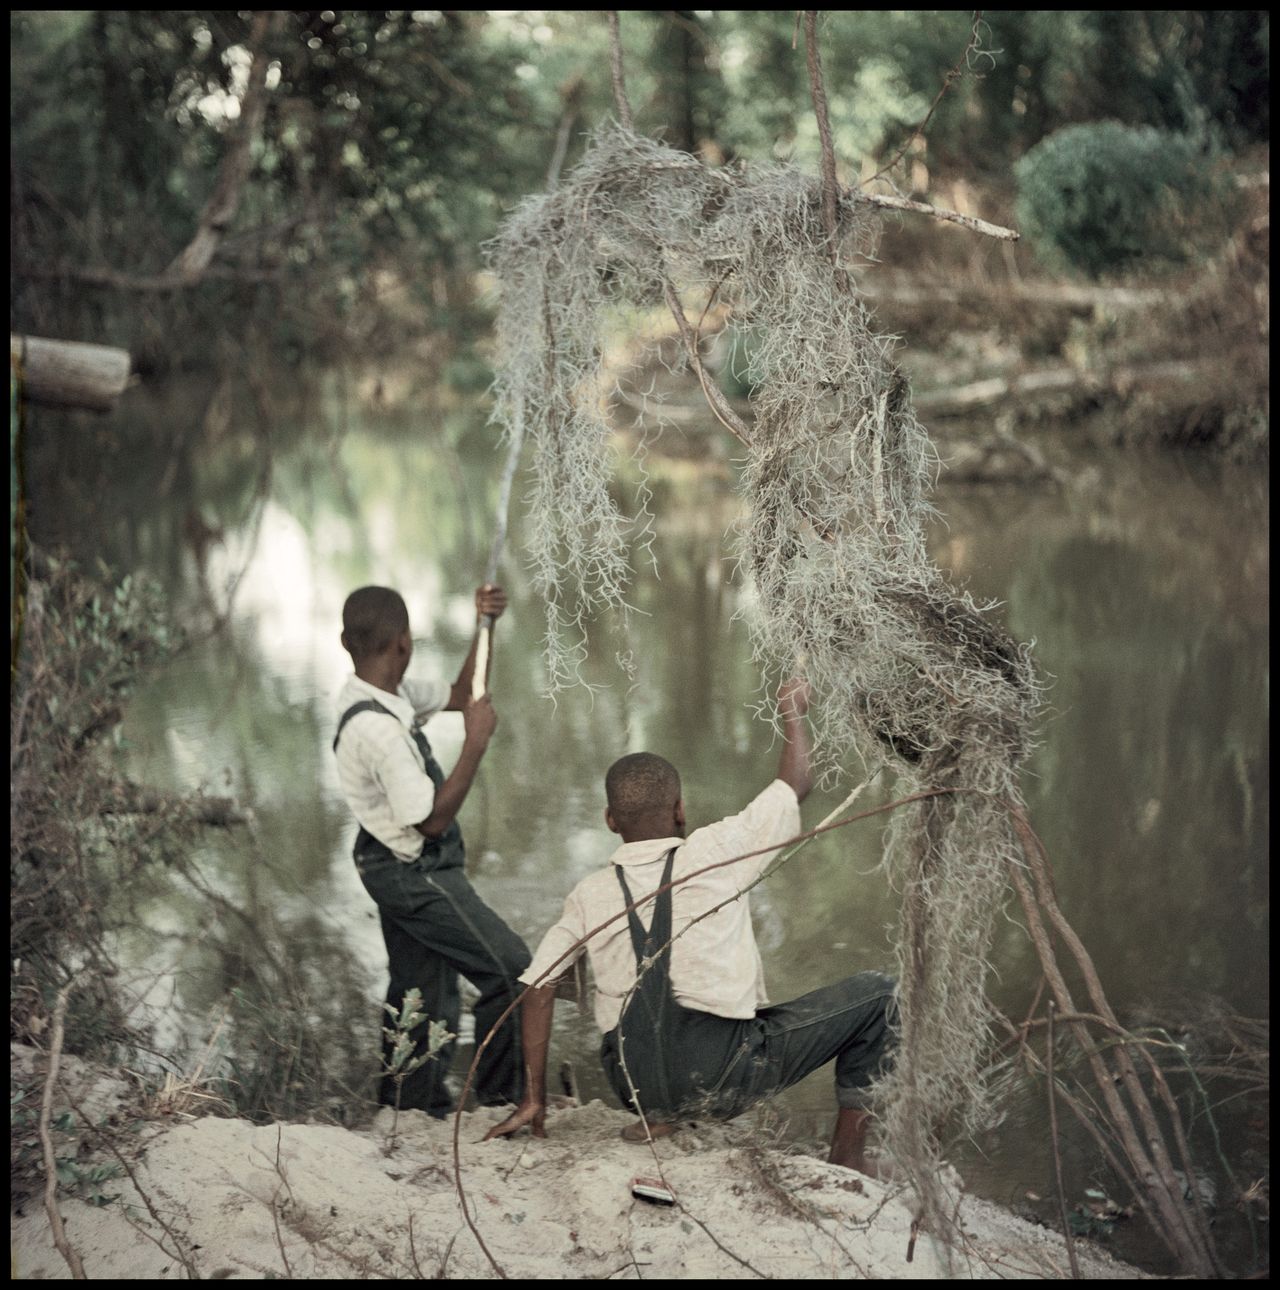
12, 1045, 1147, 1280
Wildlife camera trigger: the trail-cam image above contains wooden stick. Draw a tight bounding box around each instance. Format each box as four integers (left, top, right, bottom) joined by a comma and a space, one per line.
10, 335, 131, 412
858, 191, 1018, 241
471, 623, 491, 703
472, 394, 526, 702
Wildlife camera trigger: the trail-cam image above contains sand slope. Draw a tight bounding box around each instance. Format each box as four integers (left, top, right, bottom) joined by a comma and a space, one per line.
12, 1084, 1146, 1280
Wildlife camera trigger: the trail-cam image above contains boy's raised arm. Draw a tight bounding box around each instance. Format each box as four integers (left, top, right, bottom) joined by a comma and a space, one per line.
776, 678, 813, 803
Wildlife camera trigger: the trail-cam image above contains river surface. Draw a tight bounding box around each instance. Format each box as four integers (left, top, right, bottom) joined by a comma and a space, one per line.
24, 373, 1268, 1273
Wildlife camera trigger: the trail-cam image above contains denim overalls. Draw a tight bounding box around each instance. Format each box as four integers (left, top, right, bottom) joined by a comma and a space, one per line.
335, 699, 530, 1115
600, 845, 900, 1124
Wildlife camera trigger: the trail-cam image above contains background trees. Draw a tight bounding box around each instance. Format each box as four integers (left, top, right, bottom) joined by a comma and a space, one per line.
10, 10, 1269, 375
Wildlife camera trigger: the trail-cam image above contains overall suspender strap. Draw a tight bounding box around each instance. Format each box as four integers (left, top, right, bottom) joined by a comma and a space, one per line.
332, 698, 395, 752
613, 846, 679, 965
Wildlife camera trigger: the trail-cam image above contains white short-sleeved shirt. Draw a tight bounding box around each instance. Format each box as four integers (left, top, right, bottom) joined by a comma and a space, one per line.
519, 779, 801, 1033
333, 674, 451, 861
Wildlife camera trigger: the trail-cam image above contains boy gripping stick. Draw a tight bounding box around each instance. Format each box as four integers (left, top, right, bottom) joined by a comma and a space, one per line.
334, 584, 531, 1116
485, 679, 897, 1175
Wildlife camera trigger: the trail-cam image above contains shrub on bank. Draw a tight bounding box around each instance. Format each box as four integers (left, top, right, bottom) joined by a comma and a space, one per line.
1015, 122, 1233, 278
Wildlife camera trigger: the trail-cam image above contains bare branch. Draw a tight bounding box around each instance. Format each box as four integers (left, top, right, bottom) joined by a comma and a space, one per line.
659, 275, 753, 447
606, 12, 634, 130
803, 12, 843, 271
859, 191, 1018, 241
867, 12, 987, 187
39, 982, 87, 1279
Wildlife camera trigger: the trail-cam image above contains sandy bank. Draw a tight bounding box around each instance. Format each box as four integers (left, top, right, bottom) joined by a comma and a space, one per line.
11, 1045, 1146, 1280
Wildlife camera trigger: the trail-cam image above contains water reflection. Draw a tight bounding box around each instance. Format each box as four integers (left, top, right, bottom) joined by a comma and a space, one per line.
24, 379, 1267, 1270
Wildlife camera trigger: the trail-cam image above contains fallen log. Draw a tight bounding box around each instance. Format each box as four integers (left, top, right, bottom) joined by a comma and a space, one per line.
914, 358, 1228, 417
857, 276, 1171, 311
10, 334, 132, 412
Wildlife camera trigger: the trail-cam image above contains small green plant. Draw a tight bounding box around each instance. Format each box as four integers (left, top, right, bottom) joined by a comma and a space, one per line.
1015, 122, 1232, 278
10, 1077, 123, 1208
380, 988, 454, 1152
55, 1156, 124, 1207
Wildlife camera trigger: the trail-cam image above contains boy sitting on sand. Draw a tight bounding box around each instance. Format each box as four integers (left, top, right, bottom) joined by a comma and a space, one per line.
485, 679, 896, 1175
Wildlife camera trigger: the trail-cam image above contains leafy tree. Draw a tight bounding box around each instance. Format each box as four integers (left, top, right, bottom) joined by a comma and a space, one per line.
10, 9, 1269, 370
11, 12, 554, 372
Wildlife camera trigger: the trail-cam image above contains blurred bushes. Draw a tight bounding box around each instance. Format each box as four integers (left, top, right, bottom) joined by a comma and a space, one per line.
10, 556, 189, 1055
1014, 123, 1236, 279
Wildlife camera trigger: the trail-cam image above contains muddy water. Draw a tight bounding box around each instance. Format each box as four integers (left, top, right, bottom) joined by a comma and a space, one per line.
25, 378, 1268, 1272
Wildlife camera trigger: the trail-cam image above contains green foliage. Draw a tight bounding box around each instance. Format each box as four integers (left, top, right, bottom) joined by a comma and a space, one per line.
1014, 123, 1230, 278
381, 988, 454, 1081
9, 10, 1270, 367
10, 554, 189, 1054
9, 1071, 123, 1209
55, 1157, 124, 1207
10, 11, 551, 371
380, 987, 454, 1148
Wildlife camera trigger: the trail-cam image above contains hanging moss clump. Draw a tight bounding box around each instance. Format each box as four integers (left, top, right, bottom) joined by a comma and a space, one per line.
488, 122, 1042, 1220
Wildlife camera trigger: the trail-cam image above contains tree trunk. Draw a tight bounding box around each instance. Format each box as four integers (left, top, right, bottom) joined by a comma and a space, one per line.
10, 335, 131, 411
165, 11, 276, 283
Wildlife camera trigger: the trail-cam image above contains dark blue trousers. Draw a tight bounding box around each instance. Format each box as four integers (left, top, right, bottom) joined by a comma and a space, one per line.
357, 844, 531, 1115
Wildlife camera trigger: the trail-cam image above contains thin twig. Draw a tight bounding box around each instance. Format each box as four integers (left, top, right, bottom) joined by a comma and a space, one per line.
38, 982, 87, 1278
434, 1228, 459, 1280
660, 274, 752, 446
271, 1123, 295, 1278
271, 1187, 294, 1279
407, 1211, 425, 1278
61, 1087, 202, 1279
1046, 1001, 1081, 1278
676, 1204, 770, 1278
1005, 805, 1219, 1276
867, 12, 985, 187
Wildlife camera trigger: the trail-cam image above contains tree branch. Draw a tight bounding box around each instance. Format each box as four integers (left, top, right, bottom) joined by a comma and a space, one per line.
867, 11, 986, 187
803, 12, 843, 271
607, 12, 634, 129
166, 11, 278, 283
858, 190, 1018, 241
39, 982, 87, 1279
659, 274, 753, 447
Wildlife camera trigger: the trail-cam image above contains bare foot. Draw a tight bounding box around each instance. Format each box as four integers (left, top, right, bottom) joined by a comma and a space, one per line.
621, 1119, 680, 1143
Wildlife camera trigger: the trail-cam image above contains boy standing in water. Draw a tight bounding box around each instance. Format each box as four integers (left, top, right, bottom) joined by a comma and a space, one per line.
333, 583, 530, 1116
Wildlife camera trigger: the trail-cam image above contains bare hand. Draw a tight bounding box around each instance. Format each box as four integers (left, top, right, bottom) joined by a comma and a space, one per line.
476, 584, 507, 621
482, 1099, 546, 1142
463, 694, 498, 746
778, 677, 811, 718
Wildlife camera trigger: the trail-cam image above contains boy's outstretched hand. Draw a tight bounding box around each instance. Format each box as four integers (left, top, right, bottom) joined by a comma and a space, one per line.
476, 584, 507, 620
483, 1097, 546, 1141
